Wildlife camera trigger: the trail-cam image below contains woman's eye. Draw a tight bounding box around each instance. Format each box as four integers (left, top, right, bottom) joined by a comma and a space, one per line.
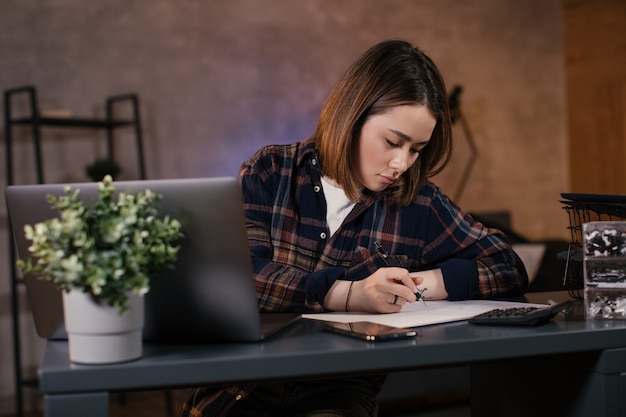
384, 138, 422, 155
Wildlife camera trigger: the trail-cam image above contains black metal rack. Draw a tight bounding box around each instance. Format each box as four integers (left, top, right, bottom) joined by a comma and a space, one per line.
559, 194, 626, 299
4, 85, 146, 417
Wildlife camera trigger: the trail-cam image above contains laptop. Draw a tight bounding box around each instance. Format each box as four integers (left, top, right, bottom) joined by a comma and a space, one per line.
5, 177, 300, 343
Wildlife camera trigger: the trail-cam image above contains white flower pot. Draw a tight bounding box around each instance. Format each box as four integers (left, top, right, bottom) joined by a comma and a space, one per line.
62, 290, 144, 364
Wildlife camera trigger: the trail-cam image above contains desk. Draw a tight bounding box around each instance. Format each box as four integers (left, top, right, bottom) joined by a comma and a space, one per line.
38, 291, 626, 417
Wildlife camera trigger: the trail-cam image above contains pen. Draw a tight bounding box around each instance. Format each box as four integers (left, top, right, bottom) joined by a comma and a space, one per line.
374, 241, 428, 305
374, 241, 402, 267
414, 287, 428, 305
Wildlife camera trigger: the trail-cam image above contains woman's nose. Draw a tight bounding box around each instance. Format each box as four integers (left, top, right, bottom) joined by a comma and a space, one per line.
390, 153, 409, 173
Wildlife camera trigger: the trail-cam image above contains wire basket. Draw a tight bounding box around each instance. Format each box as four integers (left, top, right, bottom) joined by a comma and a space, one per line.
559, 194, 626, 298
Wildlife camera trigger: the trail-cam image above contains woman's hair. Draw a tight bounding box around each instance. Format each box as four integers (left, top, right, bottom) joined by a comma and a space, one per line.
314, 39, 453, 206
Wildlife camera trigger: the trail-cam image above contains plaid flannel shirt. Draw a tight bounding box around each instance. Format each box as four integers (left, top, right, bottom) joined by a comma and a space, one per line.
181, 138, 528, 416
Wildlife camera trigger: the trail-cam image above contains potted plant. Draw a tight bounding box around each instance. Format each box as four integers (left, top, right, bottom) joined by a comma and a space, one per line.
16, 175, 183, 364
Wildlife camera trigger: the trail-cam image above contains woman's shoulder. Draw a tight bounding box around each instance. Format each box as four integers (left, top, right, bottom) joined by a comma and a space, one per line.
412, 180, 441, 204
249, 142, 296, 160
248, 140, 313, 162
404, 181, 462, 215
243, 139, 315, 171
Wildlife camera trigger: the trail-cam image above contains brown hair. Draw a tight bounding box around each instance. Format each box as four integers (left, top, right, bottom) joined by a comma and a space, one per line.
314, 39, 453, 206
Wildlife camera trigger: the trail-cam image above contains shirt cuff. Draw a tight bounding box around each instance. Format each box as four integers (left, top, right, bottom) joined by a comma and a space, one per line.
305, 267, 346, 305
439, 258, 479, 300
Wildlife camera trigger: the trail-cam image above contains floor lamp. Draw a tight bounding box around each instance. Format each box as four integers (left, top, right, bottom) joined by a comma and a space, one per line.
448, 85, 478, 203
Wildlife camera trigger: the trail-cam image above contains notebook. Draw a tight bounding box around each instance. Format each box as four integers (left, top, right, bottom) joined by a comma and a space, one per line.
5, 177, 300, 343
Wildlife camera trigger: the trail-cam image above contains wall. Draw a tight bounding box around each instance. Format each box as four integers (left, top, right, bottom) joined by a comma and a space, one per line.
0, 1, 565, 414
564, 0, 626, 193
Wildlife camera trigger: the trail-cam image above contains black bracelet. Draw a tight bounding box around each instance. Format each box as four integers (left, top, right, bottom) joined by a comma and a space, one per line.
345, 281, 354, 312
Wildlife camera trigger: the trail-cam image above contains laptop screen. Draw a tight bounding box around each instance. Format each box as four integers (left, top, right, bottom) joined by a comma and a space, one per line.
6, 177, 272, 343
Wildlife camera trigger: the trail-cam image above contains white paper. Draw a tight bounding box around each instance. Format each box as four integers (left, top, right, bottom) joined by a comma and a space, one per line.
302, 299, 548, 328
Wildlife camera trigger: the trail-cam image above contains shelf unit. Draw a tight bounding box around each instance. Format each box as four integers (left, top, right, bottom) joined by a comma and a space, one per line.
4, 85, 146, 417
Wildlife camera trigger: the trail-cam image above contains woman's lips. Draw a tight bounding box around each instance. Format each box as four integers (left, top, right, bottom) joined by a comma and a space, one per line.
380, 175, 395, 185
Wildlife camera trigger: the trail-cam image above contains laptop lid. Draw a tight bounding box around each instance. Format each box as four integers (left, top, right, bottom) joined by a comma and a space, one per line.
6, 177, 299, 343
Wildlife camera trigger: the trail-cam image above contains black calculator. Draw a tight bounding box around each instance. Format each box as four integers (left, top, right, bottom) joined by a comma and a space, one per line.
468, 301, 572, 326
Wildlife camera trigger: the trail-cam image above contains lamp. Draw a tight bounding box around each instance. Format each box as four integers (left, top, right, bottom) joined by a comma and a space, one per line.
448, 85, 478, 202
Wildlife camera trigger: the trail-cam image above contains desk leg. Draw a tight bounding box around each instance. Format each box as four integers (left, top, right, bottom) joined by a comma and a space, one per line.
44, 392, 109, 417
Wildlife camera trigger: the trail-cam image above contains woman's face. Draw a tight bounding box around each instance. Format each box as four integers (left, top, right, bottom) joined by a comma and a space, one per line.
355, 105, 436, 192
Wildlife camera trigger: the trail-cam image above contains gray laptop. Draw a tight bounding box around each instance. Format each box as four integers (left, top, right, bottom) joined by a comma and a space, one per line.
5, 177, 300, 343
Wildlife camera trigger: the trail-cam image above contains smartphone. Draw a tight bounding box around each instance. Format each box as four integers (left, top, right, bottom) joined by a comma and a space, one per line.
323, 321, 417, 341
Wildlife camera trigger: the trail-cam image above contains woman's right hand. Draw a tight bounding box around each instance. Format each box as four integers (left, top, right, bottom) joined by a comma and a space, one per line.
323, 268, 422, 313
350, 267, 421, 313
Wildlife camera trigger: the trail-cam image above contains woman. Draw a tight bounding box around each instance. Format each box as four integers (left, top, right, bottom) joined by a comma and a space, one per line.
182, 39, 528, 417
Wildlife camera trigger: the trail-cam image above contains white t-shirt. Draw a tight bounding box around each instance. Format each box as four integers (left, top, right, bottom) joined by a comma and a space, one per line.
321, 176, 356, 237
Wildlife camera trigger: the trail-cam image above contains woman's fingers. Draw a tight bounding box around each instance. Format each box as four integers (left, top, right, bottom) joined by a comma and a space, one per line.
350, 268, 428, 313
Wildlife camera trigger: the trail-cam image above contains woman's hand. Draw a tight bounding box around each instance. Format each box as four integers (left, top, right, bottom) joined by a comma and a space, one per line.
324, 268, 425, 313
350, 267, 423, 313
409, 268, 447, 300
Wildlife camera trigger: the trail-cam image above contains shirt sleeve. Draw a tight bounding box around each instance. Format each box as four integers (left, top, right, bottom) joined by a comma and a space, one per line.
238, 146, 345, 313
421, 187, 529, 300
